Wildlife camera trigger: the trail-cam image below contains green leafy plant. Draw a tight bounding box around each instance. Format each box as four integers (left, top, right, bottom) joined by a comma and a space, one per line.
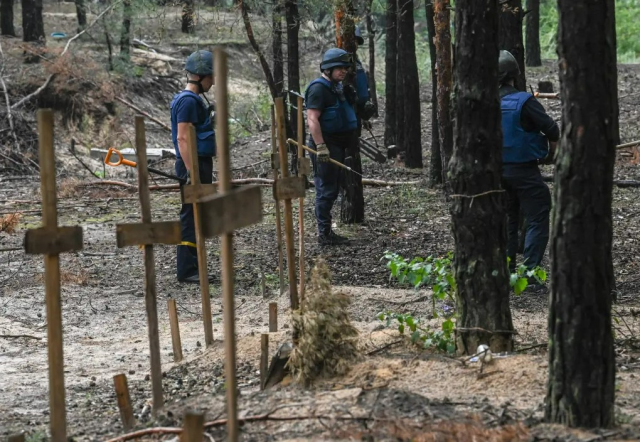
510, 261, 547, 295
377, 311, 456, 354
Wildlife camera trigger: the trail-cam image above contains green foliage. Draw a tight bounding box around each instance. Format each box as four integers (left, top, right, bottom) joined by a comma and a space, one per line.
377, 311, 456, 354
383, 251, 456, 301
510, 261, 547, 295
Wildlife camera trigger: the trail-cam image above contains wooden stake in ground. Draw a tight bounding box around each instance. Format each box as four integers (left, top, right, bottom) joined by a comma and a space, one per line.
24, 109, 84, 442
274, 97, 303, 311
181, 413, 204, 442
114, 116, 185, 411
186, 125, 215, 348
269, 302, 278, 332
271, 105, 285, 296
296, 95, 308, 301
168, 299, 183, 362
260, 333, 269, 390
113, 374, 135, 430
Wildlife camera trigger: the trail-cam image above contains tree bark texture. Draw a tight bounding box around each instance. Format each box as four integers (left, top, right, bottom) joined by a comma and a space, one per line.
545, 0, 617, 428
335, 0, 364, 224
181, 0, 195, 34
525, 0, 541, 66
434, 0, 453, 184
240, 0, 278, 100
384, 0, 397, 150
1, 0, 15, 36
272, 0, 284, 97
499, 0, 526, 91
22, 0, 44, 43
286, 0, 302, 143
364, 0, 379, 117
397, 0, 422, 168
450, 0, 514, 355
75, 0, 87, 32
426, 1, 442, 186
395, 16, 405, 159
120, 0, 132, 59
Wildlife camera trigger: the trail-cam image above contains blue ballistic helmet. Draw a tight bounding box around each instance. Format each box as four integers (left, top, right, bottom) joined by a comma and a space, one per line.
185, 50, 213, 76
320, 48, 353, 71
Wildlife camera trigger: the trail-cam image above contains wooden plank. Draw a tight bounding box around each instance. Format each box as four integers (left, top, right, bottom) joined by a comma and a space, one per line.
180, 183, 217, 204
273, 176, 306, 201
297, 95, 306, 301
37, 109, 67, 442
298, 157, 311, 176
200, 186, 263, 237
116, 221, 181, 247
24, 226, 83, 255
270, 153, 280, 170
188, 125, 215, 348
274, 98, 299, 311
181, 413, 204, 442
113, 374, 135, 430
260, 333, 269, 390
168, 299, 183, 363
215, 46, 239, 442
269, 302, 278, 332
271, 105, 285, 297
135, 116, 164, 411
8, 434, 25, 442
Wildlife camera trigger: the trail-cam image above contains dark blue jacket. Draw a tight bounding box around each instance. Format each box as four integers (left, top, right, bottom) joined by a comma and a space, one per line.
170, 91, 216, 158
501, 91, 549, 164
355, 60, 370, 107
305, 77, 358, 134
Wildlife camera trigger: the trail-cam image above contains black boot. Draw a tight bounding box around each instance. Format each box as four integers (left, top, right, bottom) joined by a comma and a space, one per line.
318, 231, 350, 246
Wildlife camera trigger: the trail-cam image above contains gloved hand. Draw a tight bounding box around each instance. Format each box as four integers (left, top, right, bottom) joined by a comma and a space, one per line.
316, 143, 330, 163
344, 84, 357, 106
361, 100, 377, 120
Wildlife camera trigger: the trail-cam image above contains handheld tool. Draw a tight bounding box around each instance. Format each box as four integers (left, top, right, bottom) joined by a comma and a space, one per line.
286, 139, 363, 177
104, 147, 186, 184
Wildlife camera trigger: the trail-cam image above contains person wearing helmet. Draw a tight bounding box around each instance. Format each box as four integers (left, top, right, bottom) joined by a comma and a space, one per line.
499, 49, 559, 281
305, 47, 358, 246
354, 26, 377, 127
171, 49, 216, 283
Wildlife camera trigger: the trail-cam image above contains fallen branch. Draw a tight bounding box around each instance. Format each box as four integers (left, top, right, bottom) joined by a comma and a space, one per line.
104, 427, 181, 442
0, 247, 23, 252
70, 138, 99, 177
616, 140, 640, 150
61, 0, 123, 57
115, 96, 171, 132
366, 339, 403, 355
542, 175, 640, 188
0, 42, 19, 152
10, 74, 55, 111
0, 334, 42, 340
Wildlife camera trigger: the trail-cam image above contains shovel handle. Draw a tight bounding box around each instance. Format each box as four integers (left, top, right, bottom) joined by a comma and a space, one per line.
105, 147, 137, 168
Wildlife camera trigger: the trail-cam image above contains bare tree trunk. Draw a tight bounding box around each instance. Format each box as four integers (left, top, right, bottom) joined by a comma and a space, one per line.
450, 0, 514, 355
21, 0, 45, 62
384, 0, 397, 151
120, 0, 131, 60
499, 0, 526, 91
398, 0, 422, 168
364, 0, 379, 116
525, 0, 541, 66
273, 0, 284, 97
285, 0, 302, 144
74, 0, 87, 32
545, 0, 617, 427
434, 0, 453, 186
1, 0, 16, 36
426, 1, 442, 186
394, 0, 404, 160
182, 0, 195, 34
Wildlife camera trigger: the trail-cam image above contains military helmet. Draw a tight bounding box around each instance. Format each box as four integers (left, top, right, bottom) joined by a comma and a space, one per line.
185, 50, 213, 76
355, 26, 364, 45
320, 48, 353, 71
498, 50, 519, 83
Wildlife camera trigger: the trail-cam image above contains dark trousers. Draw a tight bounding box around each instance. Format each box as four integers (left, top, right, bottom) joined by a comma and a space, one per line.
309, 137, 346, 236
502, 163, 551, 270
175, 157, 214, 280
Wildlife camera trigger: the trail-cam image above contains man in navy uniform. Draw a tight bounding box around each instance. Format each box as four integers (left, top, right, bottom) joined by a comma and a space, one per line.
499, 50, 559, 276
170, 50, 216, 283
354, 26, 377, 130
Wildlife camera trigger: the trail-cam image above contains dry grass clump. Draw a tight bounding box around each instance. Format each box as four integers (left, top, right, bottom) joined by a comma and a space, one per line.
0, 212, 22, 233
288, 259, 359, 386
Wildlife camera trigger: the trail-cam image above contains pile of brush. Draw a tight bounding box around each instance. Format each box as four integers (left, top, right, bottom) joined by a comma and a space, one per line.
288, 259, 359, 386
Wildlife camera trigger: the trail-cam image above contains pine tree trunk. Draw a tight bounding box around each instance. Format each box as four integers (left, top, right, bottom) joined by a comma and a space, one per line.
545, 0, 617, 427
22, 0, 45, 62
1, 0, 15, 36
450, 0, 514, 355
335, 0, 364, 224
434, 0, 453, 185
285, 0, 302, 143
525, 0, 541, 66
384, 0, 397, 151
499, 0, 526, 91
75, 0, 87, 32
398, 0, 422, 168
426, 1, 442, 186
364, 0, 379, 116
182, 0, 195, 34
273, 0, 284, 97
120, 0, 131, 59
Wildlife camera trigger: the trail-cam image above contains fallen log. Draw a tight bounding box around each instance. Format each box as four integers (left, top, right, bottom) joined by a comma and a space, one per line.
115, 96, 171, 132
542, 175, 640, 188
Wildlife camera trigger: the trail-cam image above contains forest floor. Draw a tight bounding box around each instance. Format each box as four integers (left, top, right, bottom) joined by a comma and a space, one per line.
2, 4, 640, 442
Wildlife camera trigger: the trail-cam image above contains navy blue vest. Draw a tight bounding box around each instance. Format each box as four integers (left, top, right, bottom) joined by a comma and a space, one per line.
305, 77, 358, 134
355, 60, 370, 106
170, 91, 216, 158
501, 92, 549, 164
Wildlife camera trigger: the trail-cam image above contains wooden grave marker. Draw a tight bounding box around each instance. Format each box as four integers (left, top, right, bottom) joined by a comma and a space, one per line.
296, 95, 308, 299
23, 109, 84, 442
168, 298, 184, 362
114, 116, 184, 411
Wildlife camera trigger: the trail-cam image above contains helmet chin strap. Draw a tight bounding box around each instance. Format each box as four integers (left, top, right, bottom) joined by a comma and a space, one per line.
186, 75, 213, 110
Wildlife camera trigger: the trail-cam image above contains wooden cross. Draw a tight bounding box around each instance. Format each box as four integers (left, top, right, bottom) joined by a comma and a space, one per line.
270, 104, 285, 296
23, 109, 84, 442
295, 95, 309, 299
274, 97, 304, 311
114, 116, 184, 412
